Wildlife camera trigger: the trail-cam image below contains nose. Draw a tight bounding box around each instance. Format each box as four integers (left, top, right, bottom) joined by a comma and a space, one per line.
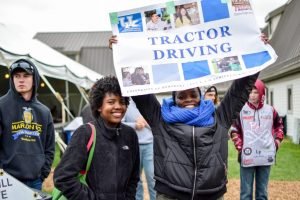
114, 102, 123, 109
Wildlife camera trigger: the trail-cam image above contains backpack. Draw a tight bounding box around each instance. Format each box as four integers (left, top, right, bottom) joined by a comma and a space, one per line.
52, 122, 96, 200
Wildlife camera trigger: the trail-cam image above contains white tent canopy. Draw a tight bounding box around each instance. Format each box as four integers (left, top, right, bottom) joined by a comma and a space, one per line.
0, 23, 102, 89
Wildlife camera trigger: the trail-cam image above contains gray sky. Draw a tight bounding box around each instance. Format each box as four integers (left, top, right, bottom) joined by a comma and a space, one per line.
0, 0, 288, 37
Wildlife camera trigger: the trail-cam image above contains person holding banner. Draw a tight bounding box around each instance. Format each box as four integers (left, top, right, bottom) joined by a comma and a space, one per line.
130, 73, 258, 200
230, 79, 284, 200
0, 59, 55, 190
54, 76, 140, 200
109, 33, 269, 200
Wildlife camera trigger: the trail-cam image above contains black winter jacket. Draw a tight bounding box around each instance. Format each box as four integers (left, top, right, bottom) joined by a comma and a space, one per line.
132, 73, 258, 200
54, 117, 140, 200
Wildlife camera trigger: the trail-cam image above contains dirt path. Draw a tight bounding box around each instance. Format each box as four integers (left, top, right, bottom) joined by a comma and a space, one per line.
43, 170, 300, 199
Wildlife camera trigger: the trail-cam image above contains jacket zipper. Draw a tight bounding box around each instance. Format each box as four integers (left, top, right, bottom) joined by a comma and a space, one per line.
191, 126, 197, 200
116, 128, 120, 200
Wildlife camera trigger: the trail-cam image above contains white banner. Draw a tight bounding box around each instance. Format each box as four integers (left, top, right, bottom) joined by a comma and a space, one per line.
110, 0, 277, 96
0, 169, 43, 200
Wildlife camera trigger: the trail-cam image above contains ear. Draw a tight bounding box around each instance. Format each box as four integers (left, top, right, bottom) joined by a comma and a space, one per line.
98, 108, 102, 113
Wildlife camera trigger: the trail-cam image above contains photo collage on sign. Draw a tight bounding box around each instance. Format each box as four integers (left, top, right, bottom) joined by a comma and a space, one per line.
116, 0, 264, 86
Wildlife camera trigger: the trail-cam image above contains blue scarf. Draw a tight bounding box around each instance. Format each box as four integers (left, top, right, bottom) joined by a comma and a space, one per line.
161, 98, 215, 127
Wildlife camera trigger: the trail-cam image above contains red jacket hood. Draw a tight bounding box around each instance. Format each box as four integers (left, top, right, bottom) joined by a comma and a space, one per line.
248, 79, 265, 109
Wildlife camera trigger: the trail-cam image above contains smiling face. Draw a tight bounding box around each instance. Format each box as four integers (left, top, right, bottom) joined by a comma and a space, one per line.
98, 92, 127, 127
174, 88, 201, 108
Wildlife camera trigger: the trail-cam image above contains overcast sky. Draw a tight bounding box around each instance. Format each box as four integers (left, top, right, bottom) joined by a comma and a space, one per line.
0, 0, 288, 37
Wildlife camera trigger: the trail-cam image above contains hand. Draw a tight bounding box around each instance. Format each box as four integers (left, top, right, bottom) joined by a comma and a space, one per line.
135, 116, 147, 130
275, 139, 281, 150
109, 35, 118, 49
231, 133, 242, 152
260, 33, 269, 44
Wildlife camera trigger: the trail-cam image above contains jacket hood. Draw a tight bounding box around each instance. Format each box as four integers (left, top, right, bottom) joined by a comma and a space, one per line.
9, 59, 40, 101
248, 79, 265, 109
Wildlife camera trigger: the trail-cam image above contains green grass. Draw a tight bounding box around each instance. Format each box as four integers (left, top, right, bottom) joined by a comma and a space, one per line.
228, 137, 300, 181
52, 144, 61, 168
51, 137, 300, 181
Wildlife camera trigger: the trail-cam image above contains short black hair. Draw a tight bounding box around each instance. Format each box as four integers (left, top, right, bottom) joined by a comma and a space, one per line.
89, 76, 130, 118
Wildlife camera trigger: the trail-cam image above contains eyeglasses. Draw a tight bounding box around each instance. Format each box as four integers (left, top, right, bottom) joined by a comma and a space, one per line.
10, 62, 34, 73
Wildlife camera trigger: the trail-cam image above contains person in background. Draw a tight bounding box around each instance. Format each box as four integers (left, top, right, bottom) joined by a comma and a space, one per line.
123, 100, 156, 200
0, 59, 55, 190
54, 76, 140, 200
80, 103, 94, 124
230, 79, 284, 200
201, 85, 220, 106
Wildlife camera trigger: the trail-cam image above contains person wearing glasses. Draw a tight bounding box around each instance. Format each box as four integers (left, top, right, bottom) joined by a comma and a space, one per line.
0, 59, 55, 190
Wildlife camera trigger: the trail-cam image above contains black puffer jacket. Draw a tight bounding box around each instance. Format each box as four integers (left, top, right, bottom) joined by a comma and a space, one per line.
54, 117, 140, 200
132, 74, 258, 200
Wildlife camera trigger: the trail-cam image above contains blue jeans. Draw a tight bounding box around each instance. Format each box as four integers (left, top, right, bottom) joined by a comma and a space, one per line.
136, 143, 156, 200
240, 166, 271, 200
21, 178, 43, 190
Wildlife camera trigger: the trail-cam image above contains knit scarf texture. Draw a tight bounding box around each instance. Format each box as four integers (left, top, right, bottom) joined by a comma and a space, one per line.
161, 98, 215, 127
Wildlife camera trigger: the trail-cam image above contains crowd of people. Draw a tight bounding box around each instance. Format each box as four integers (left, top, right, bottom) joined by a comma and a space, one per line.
0, 12, 284, 200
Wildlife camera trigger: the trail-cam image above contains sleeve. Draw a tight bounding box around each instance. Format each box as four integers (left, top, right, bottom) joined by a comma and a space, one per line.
216, 72, 259, 129
41, 113, 55, 181
272, 108, 284, 150
54, 125, 95, 200
125, 131, 140, 200
131, 94, 162, 128
230, 117, 243, 152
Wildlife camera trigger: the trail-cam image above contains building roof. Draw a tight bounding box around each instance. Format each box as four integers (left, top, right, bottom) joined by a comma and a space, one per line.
34, 31, 116, 76
34, 31, 112, 52
260, 0, 300, 81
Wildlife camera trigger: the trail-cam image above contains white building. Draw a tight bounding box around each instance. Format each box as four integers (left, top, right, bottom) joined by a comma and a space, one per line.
260, 0, 300, 144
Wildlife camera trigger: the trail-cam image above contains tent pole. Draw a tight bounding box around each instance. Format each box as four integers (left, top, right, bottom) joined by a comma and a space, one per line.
76, 85, 89, 104
76, 85, 89, 116
39, 74, 74, 122
65, 80, 70, 121
78, 96, 84, 116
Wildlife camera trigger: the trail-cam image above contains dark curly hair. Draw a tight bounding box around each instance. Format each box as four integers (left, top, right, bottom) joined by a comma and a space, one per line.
89, 76, 130, 118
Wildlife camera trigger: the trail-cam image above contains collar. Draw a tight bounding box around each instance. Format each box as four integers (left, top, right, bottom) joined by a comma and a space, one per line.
96, 117, 122, 140
247, 101, 263, 110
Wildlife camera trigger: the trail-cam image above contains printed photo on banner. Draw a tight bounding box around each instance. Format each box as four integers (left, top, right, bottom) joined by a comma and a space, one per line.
145, 8, 171, 31
212, 56, 242, 73
174, 2, 200, 28
232, 0, 252, 12
121, 66, 150, 87
118, 13, 143, 33
110, 0, 277, 96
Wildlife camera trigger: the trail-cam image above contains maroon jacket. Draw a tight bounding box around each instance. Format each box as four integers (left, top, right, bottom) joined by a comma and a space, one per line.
231, 79, 284, 156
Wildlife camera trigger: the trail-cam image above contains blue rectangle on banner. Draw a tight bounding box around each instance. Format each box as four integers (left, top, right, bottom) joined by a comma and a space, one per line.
242, 51, 271, 68
182, 60, 210, 80
201, 0, 230, 22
